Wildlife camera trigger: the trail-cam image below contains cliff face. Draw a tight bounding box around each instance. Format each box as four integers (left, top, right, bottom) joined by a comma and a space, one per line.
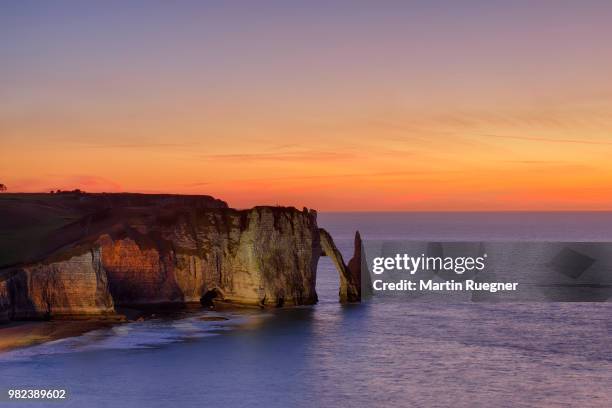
2, 251, 115, 320
95, 206, 321, 307
0, 195, 358, 322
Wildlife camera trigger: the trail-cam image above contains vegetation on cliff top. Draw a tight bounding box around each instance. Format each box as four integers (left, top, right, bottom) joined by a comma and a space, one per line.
0, 193, 228, 268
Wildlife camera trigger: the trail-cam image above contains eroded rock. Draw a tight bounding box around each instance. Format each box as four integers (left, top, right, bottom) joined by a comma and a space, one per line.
0, 195, 359, 322
319, 229, 362, 303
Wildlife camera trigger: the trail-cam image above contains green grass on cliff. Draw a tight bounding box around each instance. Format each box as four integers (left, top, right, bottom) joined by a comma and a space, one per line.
0, 192, 231, 269
0, 194, 85, 268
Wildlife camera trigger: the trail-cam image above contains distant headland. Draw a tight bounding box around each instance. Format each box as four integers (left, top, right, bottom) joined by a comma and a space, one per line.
0, 192, 361, 324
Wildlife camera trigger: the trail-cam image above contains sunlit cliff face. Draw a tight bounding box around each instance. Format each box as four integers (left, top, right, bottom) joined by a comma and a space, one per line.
2, 2, 612, 210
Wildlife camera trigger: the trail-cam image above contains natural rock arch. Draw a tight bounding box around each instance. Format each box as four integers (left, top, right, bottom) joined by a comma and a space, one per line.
319, 229, 362, 303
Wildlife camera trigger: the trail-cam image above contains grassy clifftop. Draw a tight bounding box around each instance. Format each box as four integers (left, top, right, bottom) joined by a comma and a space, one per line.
0, 193, 227, 268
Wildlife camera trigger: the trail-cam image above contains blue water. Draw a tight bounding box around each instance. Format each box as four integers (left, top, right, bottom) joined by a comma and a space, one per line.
1, 213, 611, 407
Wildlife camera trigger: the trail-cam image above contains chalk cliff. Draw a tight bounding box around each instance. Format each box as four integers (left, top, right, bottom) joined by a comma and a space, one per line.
0, 194, 360, 322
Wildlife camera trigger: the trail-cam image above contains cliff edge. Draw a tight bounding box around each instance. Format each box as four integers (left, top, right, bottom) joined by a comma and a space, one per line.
0, 193, 360, 322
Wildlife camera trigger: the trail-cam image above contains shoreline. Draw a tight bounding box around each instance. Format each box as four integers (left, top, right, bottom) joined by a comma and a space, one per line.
0, 302, 271, 353
0, 319, 122, 353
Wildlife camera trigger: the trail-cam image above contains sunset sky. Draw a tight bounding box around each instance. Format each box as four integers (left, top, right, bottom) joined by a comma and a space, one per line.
2, 1, 612, 210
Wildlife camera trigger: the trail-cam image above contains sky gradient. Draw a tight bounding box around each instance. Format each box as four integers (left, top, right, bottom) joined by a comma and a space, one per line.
2, 1, 612, 210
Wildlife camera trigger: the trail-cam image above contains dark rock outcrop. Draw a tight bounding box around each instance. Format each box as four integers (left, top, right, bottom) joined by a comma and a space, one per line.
0, 194, 360, 322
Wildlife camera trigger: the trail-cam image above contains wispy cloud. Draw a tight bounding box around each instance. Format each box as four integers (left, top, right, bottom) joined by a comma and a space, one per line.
78, 142, 198, 149
191, 169, 462, 186
482, 134, 612, 146
183, 181, 211, 187
200, 150, 356, 162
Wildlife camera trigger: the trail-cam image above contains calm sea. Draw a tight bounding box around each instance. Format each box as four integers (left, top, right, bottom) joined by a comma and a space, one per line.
1, 212, 611, 407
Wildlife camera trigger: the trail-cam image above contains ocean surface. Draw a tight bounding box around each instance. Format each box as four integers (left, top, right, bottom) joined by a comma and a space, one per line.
1, 212, 611, 407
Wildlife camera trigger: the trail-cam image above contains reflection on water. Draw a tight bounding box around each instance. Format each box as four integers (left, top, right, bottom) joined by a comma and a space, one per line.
0, 213, 611, 407
2, 299, 610, 407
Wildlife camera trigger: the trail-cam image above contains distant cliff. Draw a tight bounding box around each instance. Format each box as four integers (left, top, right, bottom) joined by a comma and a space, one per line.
0, 193, 360, 322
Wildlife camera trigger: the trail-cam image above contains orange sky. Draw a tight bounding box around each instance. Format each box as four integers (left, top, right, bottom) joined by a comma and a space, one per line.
2, 2, 612, 210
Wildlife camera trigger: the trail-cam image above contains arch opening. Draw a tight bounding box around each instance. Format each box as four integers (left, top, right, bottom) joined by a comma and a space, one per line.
318, 229, 362, 303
